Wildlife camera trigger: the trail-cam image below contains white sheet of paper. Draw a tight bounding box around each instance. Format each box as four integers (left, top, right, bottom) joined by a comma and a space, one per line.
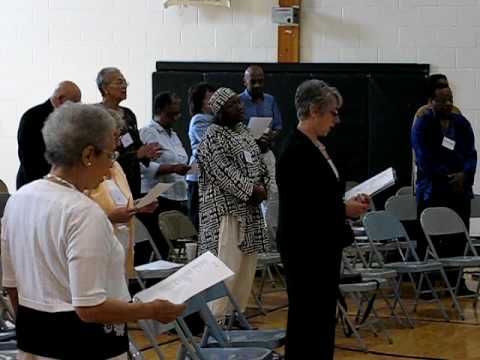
134, 251, 234, 304
134, 182, 174, 209
345, 167, 396, 200
186, 162, 199, 175
134, 260, 183, 272
248, 117, 272, 139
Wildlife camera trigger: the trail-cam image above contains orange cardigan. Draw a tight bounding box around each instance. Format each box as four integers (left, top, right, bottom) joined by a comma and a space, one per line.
88, 162, 136, 277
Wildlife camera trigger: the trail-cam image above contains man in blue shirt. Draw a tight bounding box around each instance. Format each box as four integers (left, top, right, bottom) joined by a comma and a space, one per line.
412, 84, 477, 273
239, 65, 283, 245
239, 65, 283, 143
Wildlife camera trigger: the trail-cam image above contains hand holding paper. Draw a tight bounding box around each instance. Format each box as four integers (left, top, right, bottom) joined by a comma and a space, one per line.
248, 117, 272, 139
134, 182, 174, 209
134, 251, 234, 304
344, 168, 396, 201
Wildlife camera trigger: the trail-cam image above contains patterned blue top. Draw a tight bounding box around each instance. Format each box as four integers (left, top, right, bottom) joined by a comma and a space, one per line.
412, 109, 477, 202
239, 89, 283, 131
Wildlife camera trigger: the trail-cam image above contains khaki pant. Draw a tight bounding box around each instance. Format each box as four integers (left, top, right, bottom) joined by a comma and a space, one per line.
211, 215, 258, 318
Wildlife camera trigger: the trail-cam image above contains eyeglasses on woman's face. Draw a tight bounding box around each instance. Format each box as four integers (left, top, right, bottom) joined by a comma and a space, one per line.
102, 150, 119, 162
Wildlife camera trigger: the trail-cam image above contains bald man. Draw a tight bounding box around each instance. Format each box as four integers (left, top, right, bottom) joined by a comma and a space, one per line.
239, 65, 283, 133
16, 81, 81, 189
239, 65, 283, 246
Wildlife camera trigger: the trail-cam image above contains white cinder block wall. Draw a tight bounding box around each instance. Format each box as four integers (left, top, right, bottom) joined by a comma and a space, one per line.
1, 0, 480, 191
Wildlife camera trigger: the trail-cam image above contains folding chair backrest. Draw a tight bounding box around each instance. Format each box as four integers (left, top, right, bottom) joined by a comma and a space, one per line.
158, 210, 197, 242
396, 186, 413, 196
0, 180, 8, 194
132, 216, 162, 260
385, 195, 417, 221
471, 195, 480, 218
363, 211, 410, 242
0, 193, 10, 218
363, 211, 419, 263
420, 206, 478, 259
420, 207, 467, 236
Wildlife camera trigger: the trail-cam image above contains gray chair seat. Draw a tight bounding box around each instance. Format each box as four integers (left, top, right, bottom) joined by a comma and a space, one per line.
439, 256, 480, 267
352, 226, 365, 236
206, 329, 286, 349
471, 239, 480, 247
384, 261, 443, 273
0, 331, 15, 342
257, 252, 281, 265
358, 268, 397, 279
134, 260, 183, 279
193, 347, 273, 360
340, 278, 387, 293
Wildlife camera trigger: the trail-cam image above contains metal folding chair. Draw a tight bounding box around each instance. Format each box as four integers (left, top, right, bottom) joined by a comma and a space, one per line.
132, 216, 183, 289
363, 211, 450, 320
135, 291, 274, 360
420, 207, 480, 319
338, 278, 393, 351
396, 186, 413, 196
158, 210, 198, 262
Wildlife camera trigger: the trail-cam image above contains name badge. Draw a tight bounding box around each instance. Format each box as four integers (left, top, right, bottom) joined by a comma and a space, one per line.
442, 137, 455, 151
121, 133, 134, 148
243, 151, 253, 164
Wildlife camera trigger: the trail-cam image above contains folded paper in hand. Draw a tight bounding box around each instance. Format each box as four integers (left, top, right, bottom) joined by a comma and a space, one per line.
134, 182, 174, 209
248, 117, 272, 139
345, 167, 396, 200
186, 162, 199, 176
133, 251, 234, 304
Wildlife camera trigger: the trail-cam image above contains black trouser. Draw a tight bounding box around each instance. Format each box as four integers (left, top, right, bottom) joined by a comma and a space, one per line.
135, 196, 188, 264
282, 249, 342, 360
187, 180, 199, 231
417, 195, 471, 286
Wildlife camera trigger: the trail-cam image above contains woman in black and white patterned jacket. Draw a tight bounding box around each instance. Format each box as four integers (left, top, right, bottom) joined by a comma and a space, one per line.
196, 87, 270, 319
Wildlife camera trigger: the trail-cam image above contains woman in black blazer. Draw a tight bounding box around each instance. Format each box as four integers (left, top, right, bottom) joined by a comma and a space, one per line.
276, 79, 369, 360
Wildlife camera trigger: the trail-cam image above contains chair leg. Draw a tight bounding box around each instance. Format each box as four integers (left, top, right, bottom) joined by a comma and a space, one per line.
387, 277, 415, 328
423, 272, 450, 321
439, 267, 464, 320
337, 301, 368, 352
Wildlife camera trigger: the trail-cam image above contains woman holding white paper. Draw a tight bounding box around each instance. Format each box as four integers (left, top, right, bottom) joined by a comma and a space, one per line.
88, 110, 157, 278
276, 80, 369, 360
1, 104, 185, 360
196, 87, 270, 320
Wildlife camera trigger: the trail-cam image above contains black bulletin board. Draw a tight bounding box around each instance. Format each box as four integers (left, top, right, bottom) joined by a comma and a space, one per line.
153, 62, 429, 207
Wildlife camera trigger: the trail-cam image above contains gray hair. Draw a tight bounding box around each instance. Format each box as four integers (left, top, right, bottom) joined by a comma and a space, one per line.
295, 79, 343, 120
96, 67, 121, 96
42, 103, 115, 167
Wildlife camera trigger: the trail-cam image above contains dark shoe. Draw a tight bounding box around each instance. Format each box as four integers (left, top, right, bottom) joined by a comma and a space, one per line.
223, 315, 257, 330
419, 291, 435, 300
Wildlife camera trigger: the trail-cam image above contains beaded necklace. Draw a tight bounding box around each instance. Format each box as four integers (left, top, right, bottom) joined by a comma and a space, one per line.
44, 174, 78, 191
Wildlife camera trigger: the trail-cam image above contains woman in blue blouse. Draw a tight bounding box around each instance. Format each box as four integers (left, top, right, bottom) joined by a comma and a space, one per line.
186, 82, 216, 230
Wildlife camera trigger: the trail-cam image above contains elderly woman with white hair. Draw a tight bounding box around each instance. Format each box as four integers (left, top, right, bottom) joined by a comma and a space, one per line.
96, 67, 161, 199
1, 103, 185, 360
276, 80, 370, 360
196, 88, 270, 320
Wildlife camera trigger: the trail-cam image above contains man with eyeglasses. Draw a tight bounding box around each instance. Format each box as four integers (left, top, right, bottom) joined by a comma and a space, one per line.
16, 81, 82, 189
412, 84, 477, 292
